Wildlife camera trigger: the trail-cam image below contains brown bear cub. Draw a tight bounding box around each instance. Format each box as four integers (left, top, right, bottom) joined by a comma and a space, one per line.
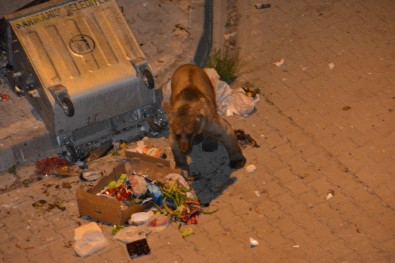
168, 64, 246, 171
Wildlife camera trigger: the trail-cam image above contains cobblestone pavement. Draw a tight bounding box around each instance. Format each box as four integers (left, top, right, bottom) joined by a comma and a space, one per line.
1, 0, 395, 262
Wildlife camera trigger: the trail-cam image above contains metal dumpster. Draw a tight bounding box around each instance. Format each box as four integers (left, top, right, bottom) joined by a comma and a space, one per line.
1, 0, 166, 161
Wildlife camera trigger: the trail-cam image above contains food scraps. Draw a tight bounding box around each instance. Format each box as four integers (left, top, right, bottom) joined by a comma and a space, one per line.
181, 227, 194, 238
0, 93, 11, 101
96, 170, 203, 225
235, 129, 260, 148
35, 156, 80, 177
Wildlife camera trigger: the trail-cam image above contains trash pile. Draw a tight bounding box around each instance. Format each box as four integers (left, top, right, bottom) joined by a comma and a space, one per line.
95, 162, 203, 225
73, 154, 210, 259
27, 112, 258, 259
35, 156, 80, 177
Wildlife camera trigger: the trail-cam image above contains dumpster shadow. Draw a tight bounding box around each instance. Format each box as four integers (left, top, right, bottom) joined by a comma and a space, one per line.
188, 142, 236, 205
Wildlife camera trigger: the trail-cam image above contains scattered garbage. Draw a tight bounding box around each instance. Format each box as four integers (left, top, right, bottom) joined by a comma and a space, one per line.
328, 62, 335, 70
226, 88, 260, 117
235, 129, 260, 148
32, 199, 47, 209
131, 140, 167, 159
75, 150, 222, 259
129, 211, 155, 226
111, 225, 124, 235
180, 227, 194, 238
245, 164, 257, 173
74, 222, 109, 258
204, 68, 233, 114
128, 173, 148, 197
126, 239, 150, 259
326, 189, 335, 200
96, 173, 135, 202
146, 213, 171, 231
0, 93, 11, 101
273, 58, 285, 67
242, 82, 261, 98
113, 225, 148, 243
32, 199, 66, 212
35, 156, 70, 174
78, 151, 205, 227
80, 170, 103, 181
255, 3, 271, 9
113, 212, 171, 243
254, 190, 261, 197
174, 23, 190, 34
205, 68, 260, 117
250, 237, 259, 247
159, 174, 201, 224
35, 156, 80, 177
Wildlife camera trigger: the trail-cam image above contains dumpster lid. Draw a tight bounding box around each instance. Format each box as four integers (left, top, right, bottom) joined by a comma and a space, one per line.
5, 0, 145, 94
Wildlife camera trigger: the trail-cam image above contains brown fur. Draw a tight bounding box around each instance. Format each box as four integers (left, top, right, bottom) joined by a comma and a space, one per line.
169, 64, 246, 170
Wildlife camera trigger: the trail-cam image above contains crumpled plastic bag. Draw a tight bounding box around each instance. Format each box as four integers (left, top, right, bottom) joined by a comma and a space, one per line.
128, 174, 147, 197
114, 225, 149, 243
205, 68, 259, 117
74, 222, 109, 257
204, 68, 233, 115
226, 88, 260, 117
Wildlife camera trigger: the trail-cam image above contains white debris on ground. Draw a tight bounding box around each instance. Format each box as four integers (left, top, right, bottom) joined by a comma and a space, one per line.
250, 237, 259, 247
245, 164, 257, 173
326, 190, 335, 200
273, 58, 285, 67
74, 222, 109, 258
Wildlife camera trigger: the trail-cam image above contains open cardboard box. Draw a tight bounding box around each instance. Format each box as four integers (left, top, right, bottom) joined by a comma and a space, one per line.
76, 150, 186, 225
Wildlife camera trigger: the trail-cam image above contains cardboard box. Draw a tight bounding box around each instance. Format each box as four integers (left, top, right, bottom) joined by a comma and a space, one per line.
76, 151, 186, 225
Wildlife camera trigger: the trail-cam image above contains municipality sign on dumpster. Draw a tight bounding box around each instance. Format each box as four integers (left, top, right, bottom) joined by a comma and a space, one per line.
2, 0, 162, 160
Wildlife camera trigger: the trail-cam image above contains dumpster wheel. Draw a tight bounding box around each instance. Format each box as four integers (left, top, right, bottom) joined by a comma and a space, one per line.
142, 68, 155, 89
61, 97, 75, 117
62, 138, 79, 163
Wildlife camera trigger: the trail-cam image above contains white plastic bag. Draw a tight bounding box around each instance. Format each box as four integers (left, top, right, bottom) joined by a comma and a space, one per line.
74, 222, 109, 257
204, 68, 233, 115
227, 88, 260, 117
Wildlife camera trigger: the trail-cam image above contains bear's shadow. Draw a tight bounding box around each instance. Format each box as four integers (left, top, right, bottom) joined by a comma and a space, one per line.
188, 141, 236, 205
